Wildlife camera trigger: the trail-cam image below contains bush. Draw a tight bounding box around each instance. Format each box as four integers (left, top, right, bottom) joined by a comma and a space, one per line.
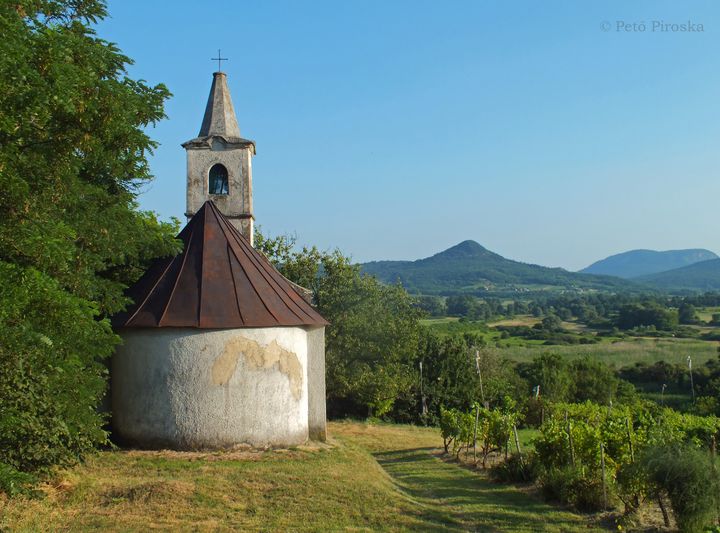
490, 453, 539, 483
0, 263, 115, 479
640, 444, 720, 533
0, 462, 35, 496
439, 406, 474, 457
540, 466, 609, 512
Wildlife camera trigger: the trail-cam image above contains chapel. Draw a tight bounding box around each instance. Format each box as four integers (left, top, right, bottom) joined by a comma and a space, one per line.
111, 70, 328, 449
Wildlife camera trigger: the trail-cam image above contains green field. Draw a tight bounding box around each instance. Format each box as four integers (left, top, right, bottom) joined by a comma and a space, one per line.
422, 316, 720, 368
696, 306, 720, 323
496, 337, 718, 366
0, 422, 604, 532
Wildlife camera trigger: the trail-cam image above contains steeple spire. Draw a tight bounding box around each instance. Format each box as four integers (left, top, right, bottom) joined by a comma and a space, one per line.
198, 71, 241, 139
182, 71, 256, 245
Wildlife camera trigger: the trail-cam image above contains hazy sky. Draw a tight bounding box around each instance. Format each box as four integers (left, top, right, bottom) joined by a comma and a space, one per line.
99, 0, 720, 271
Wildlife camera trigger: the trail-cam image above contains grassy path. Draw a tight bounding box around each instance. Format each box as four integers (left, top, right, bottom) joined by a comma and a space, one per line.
339, 422, 605, 532
376, 447, 600, 532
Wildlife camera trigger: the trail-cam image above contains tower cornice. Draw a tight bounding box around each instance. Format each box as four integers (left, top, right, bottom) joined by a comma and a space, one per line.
181, 135, 256, 154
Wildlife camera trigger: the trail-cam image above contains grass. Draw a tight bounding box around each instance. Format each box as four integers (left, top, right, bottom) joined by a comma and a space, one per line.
423, 315, 720, 368
0, 422, 604, 532
488, 316, 541, 328
695, 306, 720, 323
516, 427, 540, 451
496, 337, 719, 366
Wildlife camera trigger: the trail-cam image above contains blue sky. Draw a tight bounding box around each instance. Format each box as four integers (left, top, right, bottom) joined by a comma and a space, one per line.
99, 1, 720, 271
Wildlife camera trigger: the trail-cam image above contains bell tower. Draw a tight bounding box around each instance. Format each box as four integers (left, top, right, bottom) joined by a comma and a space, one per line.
182, 70, 256, 244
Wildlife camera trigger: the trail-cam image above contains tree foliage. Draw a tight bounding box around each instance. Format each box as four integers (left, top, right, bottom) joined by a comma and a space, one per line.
0, 0, 180, 488
255, 230, 422, 417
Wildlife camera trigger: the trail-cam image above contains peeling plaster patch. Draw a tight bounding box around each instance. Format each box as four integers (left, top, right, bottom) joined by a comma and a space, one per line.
211, 348, 240, 386
214, 337, 303, 400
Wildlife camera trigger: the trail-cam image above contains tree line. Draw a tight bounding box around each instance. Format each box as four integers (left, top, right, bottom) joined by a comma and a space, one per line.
419, 291, 720, 334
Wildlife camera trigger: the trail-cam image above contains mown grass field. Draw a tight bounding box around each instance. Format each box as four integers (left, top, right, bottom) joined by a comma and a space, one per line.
0, 422, 603, 532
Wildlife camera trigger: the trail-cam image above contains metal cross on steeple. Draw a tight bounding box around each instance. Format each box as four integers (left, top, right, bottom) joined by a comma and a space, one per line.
211, 49, 228, 72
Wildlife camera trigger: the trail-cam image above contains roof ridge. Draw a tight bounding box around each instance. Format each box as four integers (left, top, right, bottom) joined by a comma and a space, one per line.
214, 207, 317, 323
213, 206, 310, 322
209, 204, 282, 323
210, 203, 318, 318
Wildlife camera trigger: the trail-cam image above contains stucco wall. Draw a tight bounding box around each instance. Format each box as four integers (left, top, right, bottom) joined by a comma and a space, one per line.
112, 327, 309, 449
306, 327, 327, 441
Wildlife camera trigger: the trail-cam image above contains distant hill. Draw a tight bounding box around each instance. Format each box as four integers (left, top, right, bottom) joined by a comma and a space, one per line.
361, 240, 639, 295
637, 259, 720, 292
581, 249, 718, 279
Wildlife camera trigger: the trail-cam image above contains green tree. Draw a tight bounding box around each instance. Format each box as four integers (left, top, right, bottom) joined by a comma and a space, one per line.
255, 231, 422, 418
539, 314, 563, 332
678, 303, 697, 325
569, 357, 621, 404
446, 294, 477, 317
617, 303, 678, 331
415, 295, 447, 317
420, 333, 480, 415
518, 353, 572, 402
0, 0, 180, 488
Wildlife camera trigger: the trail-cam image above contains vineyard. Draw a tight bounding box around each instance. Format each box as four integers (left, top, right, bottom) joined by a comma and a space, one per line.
440, 399, 720, 532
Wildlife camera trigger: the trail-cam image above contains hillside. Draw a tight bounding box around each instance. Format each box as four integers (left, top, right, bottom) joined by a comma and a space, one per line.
581, 249, 718, 278
361, 240, 639, 295
637, 258, 720, 292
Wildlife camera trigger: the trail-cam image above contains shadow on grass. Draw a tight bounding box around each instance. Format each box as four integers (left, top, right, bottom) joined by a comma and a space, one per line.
374, 448, 607, 532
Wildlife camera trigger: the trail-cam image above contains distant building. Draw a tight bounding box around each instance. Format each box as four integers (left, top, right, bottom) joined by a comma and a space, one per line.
111, 70, 328, 449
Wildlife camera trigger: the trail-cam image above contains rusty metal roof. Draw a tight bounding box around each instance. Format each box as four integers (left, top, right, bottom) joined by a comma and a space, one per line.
113, 201, 328, 329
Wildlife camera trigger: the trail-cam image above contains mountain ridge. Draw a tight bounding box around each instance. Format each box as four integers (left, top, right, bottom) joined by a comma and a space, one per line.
361, 240, 639, 295
580, 248, 718, 279
637, 258, 720, 292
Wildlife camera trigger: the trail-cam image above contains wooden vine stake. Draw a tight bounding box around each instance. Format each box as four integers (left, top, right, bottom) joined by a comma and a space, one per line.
565, 411, 575, 467
600, 443, 608, 510
473, 403, 480, 465
626, 417, 634, 463
712, 436, 719, 526
658, 495, 671, 528
513, 424, 525, 470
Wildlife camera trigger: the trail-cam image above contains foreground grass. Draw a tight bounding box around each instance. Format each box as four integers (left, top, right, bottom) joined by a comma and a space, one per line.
1, 422, 602, 532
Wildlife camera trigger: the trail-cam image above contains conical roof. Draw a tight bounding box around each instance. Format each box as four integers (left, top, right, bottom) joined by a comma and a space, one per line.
113, 201, 328, 329
199, 71, 241, 138
181, 72, 256, 152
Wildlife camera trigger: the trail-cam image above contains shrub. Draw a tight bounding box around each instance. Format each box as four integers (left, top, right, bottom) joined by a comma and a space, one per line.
0, 462, 35, 496
490, 453, 539, 483
640, 444, 720, 533
439, 406, 474, 457
0, 263, 115, 480
540, 466, 609, 512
